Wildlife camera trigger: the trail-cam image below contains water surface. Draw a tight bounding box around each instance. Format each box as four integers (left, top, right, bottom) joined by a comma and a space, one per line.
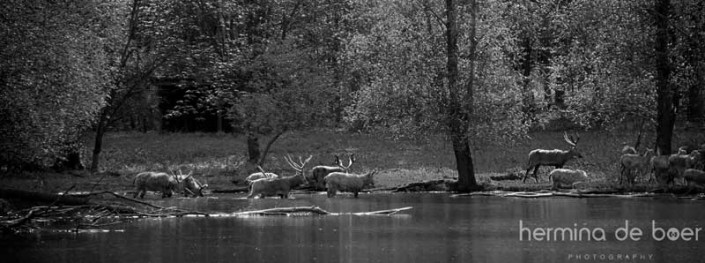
1, 193, 703, 263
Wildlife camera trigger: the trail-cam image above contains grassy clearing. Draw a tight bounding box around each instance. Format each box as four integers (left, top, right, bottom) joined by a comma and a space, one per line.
3, 129, 703, 193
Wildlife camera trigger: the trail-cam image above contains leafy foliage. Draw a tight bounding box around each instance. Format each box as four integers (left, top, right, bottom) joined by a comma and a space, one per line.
161, 0, 342, 135
0, 0, 112, 167
548, 0, 656, 130
342, 0, 529, 144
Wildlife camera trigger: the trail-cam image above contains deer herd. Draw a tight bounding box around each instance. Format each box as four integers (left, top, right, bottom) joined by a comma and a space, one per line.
619, 144, 705, 190
523, 131, 705, 192
131, 153, 377, 199
245, 154, 375, 199
131, 131, 705, 199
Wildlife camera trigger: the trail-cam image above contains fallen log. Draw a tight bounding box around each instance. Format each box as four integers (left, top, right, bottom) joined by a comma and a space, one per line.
350, 206, 412, 216
0, 190, 211, 233
235, 206, 330, 216
231, 206, 413, 217
211, 187, 249, 194
552, 192, 658, 198
503, 192, 554, 198
452, 190, 669, 199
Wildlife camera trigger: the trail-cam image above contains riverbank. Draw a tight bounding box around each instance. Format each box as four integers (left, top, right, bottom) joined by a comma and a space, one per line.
1, 129, 703, 196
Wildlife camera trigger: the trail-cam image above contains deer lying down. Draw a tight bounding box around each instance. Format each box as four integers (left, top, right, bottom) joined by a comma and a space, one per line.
549, 168, 589, 190
684, 169, 705, 193
668, 150, 702, 184
524, 132, 582, 183
247, 155, 311, 199
177, 174, 208, 197
324, 171, 376, 198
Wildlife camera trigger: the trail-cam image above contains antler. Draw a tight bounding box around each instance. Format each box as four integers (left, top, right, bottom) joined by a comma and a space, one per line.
169, 167, 181, 183
257, 165, 267, 177
285, 154, 313, 171
563, 132, 580, 147
339, 153, 356, 172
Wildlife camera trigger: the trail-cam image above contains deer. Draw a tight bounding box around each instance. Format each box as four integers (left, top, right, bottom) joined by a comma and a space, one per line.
133, 172, 178, 199
247, 155, 312, 199
622, 145, 637, 155
650, 150, 670, 185
668, 150, 702, 185
619, 148, 654, 185
523, 132, 582, 183
310, 154, 355, 190
684, 168, 705, 194
133, 169, 206, 198
549, 168, 589, 190
245, 166, 279, 184
171, 169, 208, 197
324, 170, 377, 198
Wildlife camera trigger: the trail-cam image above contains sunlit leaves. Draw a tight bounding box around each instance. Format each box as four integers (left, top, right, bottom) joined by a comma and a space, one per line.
546, 0, 656, 130
342, 0, 528, 143
0, 0, 112, 166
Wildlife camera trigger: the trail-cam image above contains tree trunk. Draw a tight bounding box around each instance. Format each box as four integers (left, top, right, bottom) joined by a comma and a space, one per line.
687, 62, 704, 125
90, 110, 109, 172
554, 89, 566, 109
521, 36, 535, 122
247, 132, 260, 164
446, 0, 478, 192
216, 110, 223, 133
451, 132, 477, 192
654, 0, 674, 155
246, 131, 285, 166
65, 150, 84, 170
258, 131, 284, 165
686, 2, 705, 126
53, 147, 84, 171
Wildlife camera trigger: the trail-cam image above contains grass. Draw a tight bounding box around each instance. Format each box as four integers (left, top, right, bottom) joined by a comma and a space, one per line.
3, 128, 704, 193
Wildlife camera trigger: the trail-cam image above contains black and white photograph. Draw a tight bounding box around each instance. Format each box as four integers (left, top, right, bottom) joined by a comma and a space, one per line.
1, 0, 704, 262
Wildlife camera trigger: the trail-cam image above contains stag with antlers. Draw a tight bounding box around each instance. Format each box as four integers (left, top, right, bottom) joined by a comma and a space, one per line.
248, 155, 312, 199
310, 154, 355, 190
523, 132, 583, 183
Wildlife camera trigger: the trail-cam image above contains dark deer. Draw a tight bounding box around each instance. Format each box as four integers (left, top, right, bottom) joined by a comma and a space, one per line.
310, 154, 355, 190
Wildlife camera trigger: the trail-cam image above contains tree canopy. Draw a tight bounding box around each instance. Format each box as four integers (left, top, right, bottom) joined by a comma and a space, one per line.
0, 0, 113, 168
1, 0, 703, 179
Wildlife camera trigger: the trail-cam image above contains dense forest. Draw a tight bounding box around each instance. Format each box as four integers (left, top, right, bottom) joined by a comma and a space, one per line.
1, 0, 703, 191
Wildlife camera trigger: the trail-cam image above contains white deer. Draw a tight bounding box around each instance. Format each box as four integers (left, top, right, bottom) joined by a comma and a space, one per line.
310, 154, 355, 190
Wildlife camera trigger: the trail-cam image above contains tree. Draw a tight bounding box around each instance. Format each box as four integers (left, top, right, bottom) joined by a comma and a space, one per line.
91, 0, 182, 172
228, 39, 335, 165
654, 0, 674, 154
0, 0, 111, 170
157, 0, 348, 165
342, 0, 527, 191
445, 0, 478, 191
671, 0, 705, 125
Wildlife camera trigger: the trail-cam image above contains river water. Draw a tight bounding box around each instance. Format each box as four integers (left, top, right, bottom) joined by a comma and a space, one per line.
1, 193, 704, 263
